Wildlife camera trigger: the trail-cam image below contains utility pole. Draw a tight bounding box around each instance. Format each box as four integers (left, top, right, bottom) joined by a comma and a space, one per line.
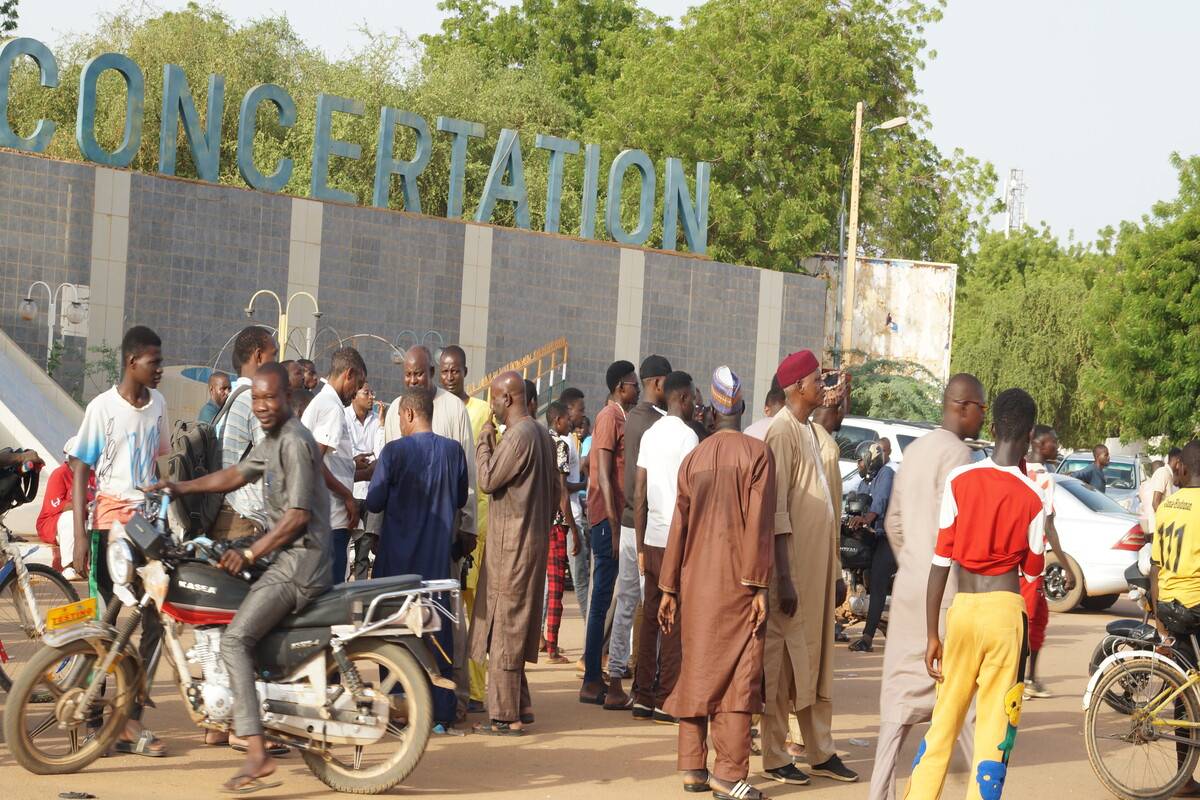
1004, 168, 1027, 238
840, 101, 864, 366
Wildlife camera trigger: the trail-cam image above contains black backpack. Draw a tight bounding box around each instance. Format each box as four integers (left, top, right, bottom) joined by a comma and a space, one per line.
0, 449, 40, 513
156, 385, 249, 536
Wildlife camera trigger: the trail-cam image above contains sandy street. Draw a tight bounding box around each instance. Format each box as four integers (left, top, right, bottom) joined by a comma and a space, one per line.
0, 599, 1131, 800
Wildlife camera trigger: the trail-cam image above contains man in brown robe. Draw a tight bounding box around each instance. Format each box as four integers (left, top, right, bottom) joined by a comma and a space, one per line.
866, 374, 985, 799
659, 366, 774, 800
762, 350, 858, 785
470, 371, 560, 735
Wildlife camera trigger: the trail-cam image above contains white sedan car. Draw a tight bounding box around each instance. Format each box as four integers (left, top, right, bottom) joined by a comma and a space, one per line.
1045, 474, 1144, 613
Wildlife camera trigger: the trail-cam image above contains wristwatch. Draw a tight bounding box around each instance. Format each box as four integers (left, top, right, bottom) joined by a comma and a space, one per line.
241, 548, 256, 565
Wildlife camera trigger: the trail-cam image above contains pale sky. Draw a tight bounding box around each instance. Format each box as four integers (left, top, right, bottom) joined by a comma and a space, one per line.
15, 0, 1198, 245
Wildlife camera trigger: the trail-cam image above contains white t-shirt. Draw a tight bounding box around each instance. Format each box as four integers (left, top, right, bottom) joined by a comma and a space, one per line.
303, 381, 355, 528
1145, 464, 1177, 533
69, 386, 170, 526
565, 432, 583, 522
636, 415, 699, 548
344, 405, 383, 500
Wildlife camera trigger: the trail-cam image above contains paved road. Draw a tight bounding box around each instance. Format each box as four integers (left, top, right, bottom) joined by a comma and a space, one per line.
0, 600, 1133, 800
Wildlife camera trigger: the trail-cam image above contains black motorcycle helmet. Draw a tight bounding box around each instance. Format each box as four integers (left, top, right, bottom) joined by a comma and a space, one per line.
856, 440, 885, 480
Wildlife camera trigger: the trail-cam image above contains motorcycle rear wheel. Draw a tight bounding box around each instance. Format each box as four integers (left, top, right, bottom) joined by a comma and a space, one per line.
2, 638, 136, 774
300, 640, 433, 795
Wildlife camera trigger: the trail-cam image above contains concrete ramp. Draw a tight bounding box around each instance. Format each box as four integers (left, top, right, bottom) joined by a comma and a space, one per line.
0, 328, 84, 535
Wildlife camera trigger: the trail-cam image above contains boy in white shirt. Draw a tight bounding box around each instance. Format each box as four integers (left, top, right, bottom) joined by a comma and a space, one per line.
68, 325, 170, 757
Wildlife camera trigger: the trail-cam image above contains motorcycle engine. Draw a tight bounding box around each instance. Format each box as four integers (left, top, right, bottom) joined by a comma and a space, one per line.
187, 626, 234, 722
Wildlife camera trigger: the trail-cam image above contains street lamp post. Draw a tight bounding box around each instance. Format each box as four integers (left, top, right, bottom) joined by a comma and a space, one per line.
244, 290, 322, 359
837, 103, 907, 367
18, 281, 88, 363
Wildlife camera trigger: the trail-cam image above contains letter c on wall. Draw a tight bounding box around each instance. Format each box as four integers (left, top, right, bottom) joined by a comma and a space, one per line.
76, 52, 145, 167
0, 37, 58, 153
237, 83, 297, 193
606, 149, 656, 246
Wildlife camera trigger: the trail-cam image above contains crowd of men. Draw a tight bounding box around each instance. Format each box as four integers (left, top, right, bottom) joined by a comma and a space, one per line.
37, 319, 1200, 799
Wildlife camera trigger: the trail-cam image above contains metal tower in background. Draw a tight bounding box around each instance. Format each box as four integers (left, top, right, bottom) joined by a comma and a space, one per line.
1004, 168, 1027, 237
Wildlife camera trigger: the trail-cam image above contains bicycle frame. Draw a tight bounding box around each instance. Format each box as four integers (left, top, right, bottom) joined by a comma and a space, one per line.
0, 521, 45, 637
1125, 633, 1200, 741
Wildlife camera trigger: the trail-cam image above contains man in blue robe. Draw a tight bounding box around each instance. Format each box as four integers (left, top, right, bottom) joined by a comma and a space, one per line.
366, 385, 468, 728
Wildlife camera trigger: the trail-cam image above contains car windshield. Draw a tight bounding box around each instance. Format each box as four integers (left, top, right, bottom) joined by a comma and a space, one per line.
897, 434, 918, 452
1057, 478, 1130, 514
1059, 458, 1138, 490
835, 425, 877, 460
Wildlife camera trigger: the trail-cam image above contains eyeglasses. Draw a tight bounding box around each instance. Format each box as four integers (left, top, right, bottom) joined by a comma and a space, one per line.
953, 399, 988, 413
619, 380, 639, 389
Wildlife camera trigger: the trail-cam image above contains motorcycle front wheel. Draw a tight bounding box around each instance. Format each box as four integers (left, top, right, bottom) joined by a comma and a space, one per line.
0, 563, 80, 690
2, 638, 137, 774
300, 640, 433, 795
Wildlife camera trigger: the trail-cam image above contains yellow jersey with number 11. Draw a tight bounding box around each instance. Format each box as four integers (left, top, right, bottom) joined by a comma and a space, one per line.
1152, 487, 1200, 608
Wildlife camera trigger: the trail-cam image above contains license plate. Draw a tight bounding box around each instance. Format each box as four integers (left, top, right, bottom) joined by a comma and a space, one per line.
45, 597, 97, 631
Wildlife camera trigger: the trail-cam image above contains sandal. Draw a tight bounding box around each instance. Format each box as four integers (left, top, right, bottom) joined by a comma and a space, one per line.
230, 741, 290, 757
683, 769, 712, 793
603, 695, 634, 711
848, 638, 873, 653
578, 691, 607, 705
112, 729, 167, 758
545, 652, 571, 665
714, 779, 765, 800
473, 720, 526, 737
221, 775, 283, 795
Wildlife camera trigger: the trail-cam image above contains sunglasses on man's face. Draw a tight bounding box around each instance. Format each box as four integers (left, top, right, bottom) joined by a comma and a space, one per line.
953, 399, 988, 413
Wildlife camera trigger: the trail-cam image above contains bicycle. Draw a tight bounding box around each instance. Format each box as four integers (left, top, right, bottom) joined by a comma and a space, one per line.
1084, 627, 1200, 799
0, 461, 80, 692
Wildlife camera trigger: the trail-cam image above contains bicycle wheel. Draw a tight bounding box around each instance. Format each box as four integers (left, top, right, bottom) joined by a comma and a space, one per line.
0, 564, 80, 691
1086, 657, 1200, 799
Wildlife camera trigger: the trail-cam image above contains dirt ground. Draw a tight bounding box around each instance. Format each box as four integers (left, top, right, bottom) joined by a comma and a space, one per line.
0, 599, 1133, 800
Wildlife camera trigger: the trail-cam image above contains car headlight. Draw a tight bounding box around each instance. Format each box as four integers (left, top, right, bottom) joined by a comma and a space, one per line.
106, 538, 134, 586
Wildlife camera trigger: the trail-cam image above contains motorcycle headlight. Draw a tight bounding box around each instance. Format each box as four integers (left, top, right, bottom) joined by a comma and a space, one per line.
106, 538, 134, 586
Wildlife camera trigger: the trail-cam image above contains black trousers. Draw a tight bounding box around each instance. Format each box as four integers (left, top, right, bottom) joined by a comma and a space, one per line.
863, 535, 896, 640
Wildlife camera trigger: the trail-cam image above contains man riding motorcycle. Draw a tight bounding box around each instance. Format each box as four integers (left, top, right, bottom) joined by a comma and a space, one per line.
847, 441, 895, 653
151, 362, 331, 794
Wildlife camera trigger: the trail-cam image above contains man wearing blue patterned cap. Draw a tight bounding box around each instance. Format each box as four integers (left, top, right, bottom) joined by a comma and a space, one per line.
658, 366, 776, 800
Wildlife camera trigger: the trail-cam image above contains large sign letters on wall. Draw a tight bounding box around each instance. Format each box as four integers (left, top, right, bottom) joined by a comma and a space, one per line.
0, 37, 711, 255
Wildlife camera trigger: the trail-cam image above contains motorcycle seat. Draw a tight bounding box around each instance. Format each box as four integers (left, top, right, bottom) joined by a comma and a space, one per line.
277, 574, 424, 629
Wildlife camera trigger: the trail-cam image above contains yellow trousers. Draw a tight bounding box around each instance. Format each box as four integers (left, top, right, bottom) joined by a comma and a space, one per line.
905, 591, 1027, 800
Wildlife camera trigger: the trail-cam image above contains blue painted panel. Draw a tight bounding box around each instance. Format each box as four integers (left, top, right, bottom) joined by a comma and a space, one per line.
158, 64, 224, 182
311, 93, 364, 203
534, 133, 578, 234
436, 116, 485, 218
76, 52, 144, 167
605, 148, 655, 246
475, 128, 530, 229
0, 38, 58, 153
373, 108, 432, 212
662, 158, 710, 255
236, 83, 296, 193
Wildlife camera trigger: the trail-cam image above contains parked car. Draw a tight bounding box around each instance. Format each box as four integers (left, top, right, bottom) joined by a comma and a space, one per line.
1054, 452, 1150, 517
836, 417, 935, 490
1045, 474, 1145, 613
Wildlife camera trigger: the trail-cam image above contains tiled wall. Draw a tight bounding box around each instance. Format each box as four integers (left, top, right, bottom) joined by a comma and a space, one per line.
124, 175, 291, 372
318, 206, 465, 402
0, 154, 95, 395
0, 148, 827, 420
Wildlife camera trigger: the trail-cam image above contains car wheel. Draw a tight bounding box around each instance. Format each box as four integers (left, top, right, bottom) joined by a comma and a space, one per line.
1081, 593, 1120, 612
1045, 551, 1085, 613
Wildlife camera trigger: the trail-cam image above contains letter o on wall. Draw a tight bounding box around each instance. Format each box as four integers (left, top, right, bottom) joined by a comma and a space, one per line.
76, 52, 145, 167
605, 149, 656, 246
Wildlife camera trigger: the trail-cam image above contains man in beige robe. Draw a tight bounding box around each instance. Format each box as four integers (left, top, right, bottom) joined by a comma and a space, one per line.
762, 350, 858, 785
470, 371, 560, 734
866, 373, 987, 800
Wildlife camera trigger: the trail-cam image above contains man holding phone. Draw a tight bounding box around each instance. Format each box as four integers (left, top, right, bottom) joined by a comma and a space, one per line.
346, 381, 383, 579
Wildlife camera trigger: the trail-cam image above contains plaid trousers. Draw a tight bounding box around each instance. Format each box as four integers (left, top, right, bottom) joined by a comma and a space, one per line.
544, 523, 568, 652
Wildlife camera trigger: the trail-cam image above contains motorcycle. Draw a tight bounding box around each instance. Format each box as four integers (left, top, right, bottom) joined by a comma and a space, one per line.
2, 493, 458, 794
838, 492, 885, 632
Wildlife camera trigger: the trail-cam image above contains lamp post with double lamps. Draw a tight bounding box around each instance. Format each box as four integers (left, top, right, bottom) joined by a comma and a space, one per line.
18, 281, 88, 364
244, 290, 322, 359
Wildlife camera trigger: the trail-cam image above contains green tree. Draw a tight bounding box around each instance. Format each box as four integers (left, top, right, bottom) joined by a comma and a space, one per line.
1, 0, 17, 36
846, 356, 942, 422
1086, 153, 1200, 444
950, 228, 1107, 446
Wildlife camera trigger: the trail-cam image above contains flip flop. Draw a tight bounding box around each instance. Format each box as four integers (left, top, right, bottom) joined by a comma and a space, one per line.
221, 775, 283, 795
231, 742, 290, 757
713, 779, 765, 800
603, 696, 634, 711
473, 721, 526, 737
112, 729, 167, 758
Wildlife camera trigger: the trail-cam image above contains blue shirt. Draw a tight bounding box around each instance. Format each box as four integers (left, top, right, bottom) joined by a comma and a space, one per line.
861, 464, 895, 537
365, 432, 468, 580
198, 400, 220, 425
1073, 463, 1107, 493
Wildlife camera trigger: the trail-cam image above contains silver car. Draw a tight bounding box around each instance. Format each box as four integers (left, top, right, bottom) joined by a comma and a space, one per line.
1055, 452, 1149, 516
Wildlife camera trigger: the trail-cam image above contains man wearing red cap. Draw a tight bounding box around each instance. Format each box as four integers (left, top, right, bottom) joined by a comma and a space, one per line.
761, 350, 858, 785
